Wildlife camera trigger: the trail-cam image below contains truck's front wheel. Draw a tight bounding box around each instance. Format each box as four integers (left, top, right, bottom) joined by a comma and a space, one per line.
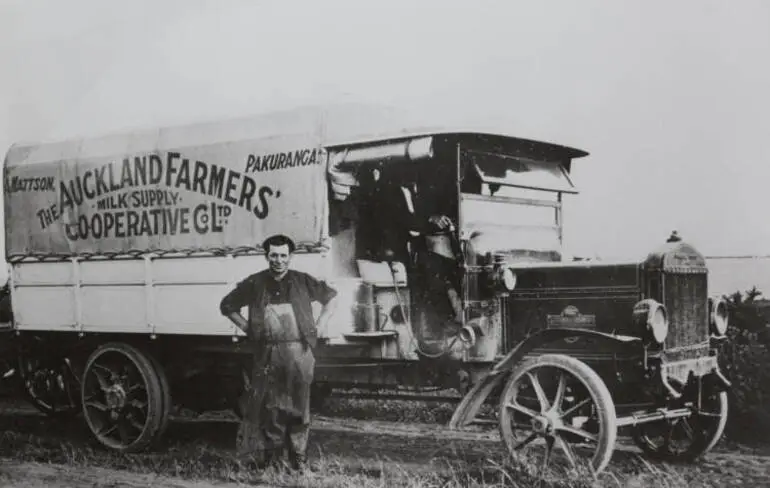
81, 342, 165, 452
632, 390, 728, 462
498, 354, 618, 476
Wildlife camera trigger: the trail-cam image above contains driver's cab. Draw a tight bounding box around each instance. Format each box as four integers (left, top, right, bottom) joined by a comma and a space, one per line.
459, 146, 576, 264
325, 141, 461, 359
323, 134, 583, 362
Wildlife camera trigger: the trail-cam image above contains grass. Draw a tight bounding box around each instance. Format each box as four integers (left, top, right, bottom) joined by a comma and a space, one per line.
319, 393, 461, 424
0, 392, 760, 488
0, 396, 724, 488
0, 427, 697, 488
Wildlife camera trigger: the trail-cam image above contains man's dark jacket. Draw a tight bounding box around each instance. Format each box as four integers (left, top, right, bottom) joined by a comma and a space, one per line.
219, 269, 337, 349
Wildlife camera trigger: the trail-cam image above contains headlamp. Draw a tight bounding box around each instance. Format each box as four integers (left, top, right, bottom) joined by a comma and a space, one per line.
709, 296, 729, 336
632, 299, 669, 344
502, 267, 517, 291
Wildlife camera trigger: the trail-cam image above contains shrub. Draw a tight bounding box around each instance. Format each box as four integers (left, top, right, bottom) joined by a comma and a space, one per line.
719, 289, 770, 443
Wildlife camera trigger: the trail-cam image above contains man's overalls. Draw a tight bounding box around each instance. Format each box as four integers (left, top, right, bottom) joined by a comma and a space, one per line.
236, 277, 314, 469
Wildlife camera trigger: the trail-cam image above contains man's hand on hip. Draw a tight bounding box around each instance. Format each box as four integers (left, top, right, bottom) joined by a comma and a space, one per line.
227, 312, 249, 334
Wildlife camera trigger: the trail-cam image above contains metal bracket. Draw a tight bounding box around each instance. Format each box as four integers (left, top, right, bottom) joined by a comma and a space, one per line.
71, 257, 82, 331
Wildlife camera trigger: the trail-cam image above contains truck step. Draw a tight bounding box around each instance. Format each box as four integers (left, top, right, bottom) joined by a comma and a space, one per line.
342, 331, 398, 342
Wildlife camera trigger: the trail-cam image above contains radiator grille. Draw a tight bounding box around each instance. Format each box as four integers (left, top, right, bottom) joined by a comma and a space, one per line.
662, 272, 709, 355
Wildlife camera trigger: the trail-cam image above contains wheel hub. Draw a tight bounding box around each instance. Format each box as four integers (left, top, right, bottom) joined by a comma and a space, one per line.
532, 414, 560, 435
105, 385, 127, 412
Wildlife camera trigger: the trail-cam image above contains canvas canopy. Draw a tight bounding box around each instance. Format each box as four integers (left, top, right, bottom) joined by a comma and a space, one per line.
3, 139, 328, 258
2, 104, 434, 258
4, 103, 588, 259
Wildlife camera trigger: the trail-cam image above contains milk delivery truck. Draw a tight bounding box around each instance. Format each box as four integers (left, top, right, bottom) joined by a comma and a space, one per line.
2, 104, 731, 474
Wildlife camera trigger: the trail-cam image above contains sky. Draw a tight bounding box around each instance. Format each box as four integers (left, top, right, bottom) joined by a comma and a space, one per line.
2, 0, 770, 264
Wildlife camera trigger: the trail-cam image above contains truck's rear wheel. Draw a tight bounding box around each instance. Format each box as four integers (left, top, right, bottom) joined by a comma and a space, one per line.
499, 354, 618, 476
81, 343, 165, 452
145, 352, 172, 442
18, 353, 81, 418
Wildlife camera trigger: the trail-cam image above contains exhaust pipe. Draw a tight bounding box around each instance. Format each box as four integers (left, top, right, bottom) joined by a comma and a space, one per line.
331, 137, 434, 167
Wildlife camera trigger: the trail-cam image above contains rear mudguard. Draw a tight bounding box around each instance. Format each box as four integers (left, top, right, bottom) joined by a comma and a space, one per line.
448, 328, 641, 429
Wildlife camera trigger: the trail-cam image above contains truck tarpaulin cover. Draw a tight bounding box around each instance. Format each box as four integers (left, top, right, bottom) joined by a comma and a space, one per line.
4, 140, 328, 257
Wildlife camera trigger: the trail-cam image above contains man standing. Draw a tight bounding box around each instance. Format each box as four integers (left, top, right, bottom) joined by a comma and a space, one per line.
388, 167, 463, 327
220, 234, 338, 471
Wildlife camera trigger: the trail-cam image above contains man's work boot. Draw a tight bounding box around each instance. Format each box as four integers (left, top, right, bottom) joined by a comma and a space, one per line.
289, 452, 308, 471
256, 449, 283, 471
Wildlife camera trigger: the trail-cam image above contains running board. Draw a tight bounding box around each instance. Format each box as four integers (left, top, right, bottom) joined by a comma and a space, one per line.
342, 331, 398, 342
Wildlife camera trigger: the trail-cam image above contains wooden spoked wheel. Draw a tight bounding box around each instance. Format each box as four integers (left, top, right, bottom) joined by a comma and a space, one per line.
632, 390, 728, 462
18, 353, 81, 418
498, 354, 618, 476
81, 343, 166, 452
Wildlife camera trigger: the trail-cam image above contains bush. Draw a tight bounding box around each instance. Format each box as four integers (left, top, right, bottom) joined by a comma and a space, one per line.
720, 289, 770, 443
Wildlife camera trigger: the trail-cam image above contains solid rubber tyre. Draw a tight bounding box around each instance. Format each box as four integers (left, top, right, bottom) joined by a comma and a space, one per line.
145, 351, 172, 442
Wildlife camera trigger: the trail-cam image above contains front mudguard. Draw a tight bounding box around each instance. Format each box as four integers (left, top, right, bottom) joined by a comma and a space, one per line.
448, 328, 641, 429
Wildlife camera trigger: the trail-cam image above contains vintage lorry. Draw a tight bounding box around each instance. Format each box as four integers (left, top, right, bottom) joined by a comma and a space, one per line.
2, 103, 731, 474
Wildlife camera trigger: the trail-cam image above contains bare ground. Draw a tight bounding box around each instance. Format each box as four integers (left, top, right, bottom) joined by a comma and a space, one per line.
0, 403, 769, 487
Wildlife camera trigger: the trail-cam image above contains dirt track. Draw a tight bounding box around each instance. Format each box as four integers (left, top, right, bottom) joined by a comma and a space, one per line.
0, 406, 769, 487
0, 461, 250, 488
